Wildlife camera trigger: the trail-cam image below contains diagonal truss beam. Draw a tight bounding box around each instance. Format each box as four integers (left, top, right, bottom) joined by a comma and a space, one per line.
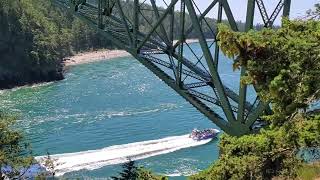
173, 0, 219, 49
220, 0, 239, 31
150, 0, 171, 46
115, 0, 133, 45
137, 0, 179, 51
185, 0, 237, 124
256, 0, 270, 26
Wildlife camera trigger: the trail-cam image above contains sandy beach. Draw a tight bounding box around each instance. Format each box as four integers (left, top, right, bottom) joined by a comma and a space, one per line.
64, 39, 212, 67
64, 49, 131, 66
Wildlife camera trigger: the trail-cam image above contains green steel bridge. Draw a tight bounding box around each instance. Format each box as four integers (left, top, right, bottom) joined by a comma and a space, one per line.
53, 0, 291, 136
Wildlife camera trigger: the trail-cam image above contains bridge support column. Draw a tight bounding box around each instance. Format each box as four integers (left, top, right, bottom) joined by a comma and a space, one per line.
133, 0, 139, 49
237, 0, 255, 124
177, 0, 185, 87
283, 0, 291, 17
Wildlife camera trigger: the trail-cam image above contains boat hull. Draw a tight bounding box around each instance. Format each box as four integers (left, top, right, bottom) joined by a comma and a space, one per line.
189, 128, 220, 141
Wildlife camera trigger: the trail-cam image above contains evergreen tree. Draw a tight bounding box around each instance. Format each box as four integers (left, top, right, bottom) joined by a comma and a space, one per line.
112, 160, 139, 180
111, 160, 168, 180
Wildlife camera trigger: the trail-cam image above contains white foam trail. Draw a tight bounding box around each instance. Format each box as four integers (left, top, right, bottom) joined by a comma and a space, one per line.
165, 169, 199, 177
36, 134, 212, 176
166, 173, 181, 177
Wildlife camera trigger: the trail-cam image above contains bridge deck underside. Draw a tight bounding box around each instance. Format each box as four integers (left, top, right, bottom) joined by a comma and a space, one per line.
52, 0, 291, 136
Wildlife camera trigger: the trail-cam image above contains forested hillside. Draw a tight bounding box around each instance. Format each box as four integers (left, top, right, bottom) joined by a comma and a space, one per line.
0, 0, 113, 89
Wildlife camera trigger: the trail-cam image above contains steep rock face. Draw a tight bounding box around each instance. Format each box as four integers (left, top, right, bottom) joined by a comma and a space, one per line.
0, 67, 64, 89
0, 52, 64, 89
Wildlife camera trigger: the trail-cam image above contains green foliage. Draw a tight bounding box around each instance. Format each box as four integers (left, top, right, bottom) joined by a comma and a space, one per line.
191, 115, 320, 180
297, 162, 320, 180
112, 160, 167, 180
137, 168, 168, 180
191, 19, 320, 180
0, 112, 34, 179
112, 160, 139, 180
218, 19, 320, 125
0, 0, 113, 89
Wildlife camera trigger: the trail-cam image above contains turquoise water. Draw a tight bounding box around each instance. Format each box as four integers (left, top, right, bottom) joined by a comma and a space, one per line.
0, 43, 251, 179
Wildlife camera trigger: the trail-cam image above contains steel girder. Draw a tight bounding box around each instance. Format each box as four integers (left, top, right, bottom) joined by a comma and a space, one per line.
52, 0, 291, 136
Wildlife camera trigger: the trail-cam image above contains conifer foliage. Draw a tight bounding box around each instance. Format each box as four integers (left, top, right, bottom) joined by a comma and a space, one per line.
112, 160, 139, 180
190, 18, 320, 180
111, 160, 168, 180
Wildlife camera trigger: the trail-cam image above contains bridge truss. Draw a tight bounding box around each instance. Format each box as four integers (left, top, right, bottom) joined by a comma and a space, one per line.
53, 0, 291, 136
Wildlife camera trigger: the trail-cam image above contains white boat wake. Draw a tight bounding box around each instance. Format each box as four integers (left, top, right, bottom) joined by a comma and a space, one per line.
36, 134, 212, 176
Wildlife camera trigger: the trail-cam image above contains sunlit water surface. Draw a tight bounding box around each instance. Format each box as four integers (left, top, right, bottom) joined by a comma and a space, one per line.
0, 43, 253, 179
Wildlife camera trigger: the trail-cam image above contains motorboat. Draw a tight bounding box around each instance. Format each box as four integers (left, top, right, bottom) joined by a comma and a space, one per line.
189, 128, 220, 141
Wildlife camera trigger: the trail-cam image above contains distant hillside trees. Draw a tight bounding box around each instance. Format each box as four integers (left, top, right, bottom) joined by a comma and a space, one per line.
0, 0, 113, 89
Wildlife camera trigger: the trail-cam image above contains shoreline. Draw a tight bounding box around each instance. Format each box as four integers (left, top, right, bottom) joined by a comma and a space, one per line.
63, 49, 131, 67
64, 39, 210, 67
0, 39, 209, 90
